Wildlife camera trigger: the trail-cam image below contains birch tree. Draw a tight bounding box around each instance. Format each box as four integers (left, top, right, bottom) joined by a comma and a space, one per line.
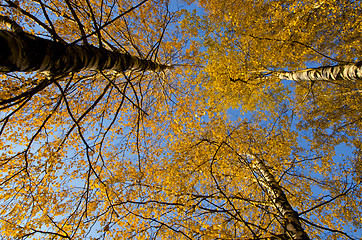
183, 0, 361, 106
182, 0, 362, 155
176, 0, 362, 238
0, 0, 188, 238
0, 0, 361, 239
158, 110, 360, 239
278, 62, 362, 82
0, 18, 170, 74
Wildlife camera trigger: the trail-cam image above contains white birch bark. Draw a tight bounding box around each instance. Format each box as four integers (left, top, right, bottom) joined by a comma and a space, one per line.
246, 154, 310, 240
278, 62, 362, 82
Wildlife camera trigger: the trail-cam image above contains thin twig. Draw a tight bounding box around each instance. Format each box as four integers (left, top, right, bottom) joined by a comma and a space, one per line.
72, 0, 149, 45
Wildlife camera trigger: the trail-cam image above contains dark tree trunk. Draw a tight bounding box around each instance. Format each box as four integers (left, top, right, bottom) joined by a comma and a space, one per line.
0, 30, 169, 75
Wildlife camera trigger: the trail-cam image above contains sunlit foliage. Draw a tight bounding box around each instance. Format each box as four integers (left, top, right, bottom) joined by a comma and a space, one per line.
0, 0, 361, 239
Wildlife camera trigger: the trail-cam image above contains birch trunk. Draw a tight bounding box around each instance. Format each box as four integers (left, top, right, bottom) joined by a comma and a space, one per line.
0, 30, 169, 75
249, 155, 310, 240
278, 62, 362, 82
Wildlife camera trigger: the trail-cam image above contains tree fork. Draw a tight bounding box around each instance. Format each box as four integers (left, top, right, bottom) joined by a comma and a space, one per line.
0, 30, 171, 76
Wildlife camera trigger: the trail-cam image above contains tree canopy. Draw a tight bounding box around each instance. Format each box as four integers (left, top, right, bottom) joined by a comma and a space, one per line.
0, 0, 361, 239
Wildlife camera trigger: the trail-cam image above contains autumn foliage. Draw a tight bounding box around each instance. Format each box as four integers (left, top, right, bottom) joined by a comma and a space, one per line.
0, 0, 361, 239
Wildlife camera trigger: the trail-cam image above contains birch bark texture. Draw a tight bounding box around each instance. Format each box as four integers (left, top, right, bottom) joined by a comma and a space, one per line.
0, 30, 169, 75
278, 62, 362, 82
248, 154, 311, 240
